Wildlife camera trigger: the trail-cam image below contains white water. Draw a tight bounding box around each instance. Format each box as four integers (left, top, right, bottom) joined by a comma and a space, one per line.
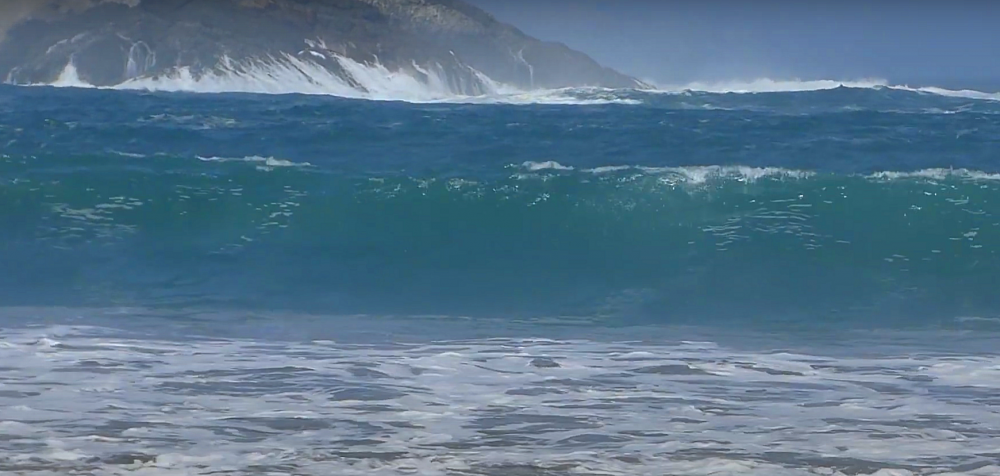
33, 53, 1000, 105
38, 55, 637, 105
1, 316, 998, 476
658, 77, 891, 93
657, 78, 1000, 101
195, 155, 313, 169
867, 168, 1000, 181
47, 61, 88, 88
521, 162, 815, 184
522, 163, 1000, 184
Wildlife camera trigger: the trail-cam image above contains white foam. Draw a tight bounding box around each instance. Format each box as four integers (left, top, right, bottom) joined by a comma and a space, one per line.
955, 316, 1000, 325
116, 54, 366, 97
658, 77, 890, 94
898, 85, 1000, 101
195, 155, 312, 168
579, 165, 814, 183
585, 165, 633, 174
572, 165, 1000, 184
649, 165, 816, 183
0, 321, 997, 475
32, 57, 1000, 105
46, 61, 92, 89
36, 55, 640, 105
653, 78, 1000, 101
522, 160, 574, 171
868, 168, 1000, 181
108, 150, 146, 158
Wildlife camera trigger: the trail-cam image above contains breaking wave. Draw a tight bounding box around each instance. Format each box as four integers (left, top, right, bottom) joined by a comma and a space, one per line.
655, 78, 1000, 101
39, 55, 639, 105
657, 78, 892, 93
4, 152, 1000, 322
195, 155, 313, 169
30, 53, 999, 105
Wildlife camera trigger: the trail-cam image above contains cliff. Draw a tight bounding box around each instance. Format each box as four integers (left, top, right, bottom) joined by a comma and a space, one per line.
0, 0, 648, 94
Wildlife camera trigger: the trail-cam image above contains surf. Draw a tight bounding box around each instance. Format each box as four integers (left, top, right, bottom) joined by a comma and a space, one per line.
23, 55, 999, 105
1, 80, 998, 323
33, 55, 640, 105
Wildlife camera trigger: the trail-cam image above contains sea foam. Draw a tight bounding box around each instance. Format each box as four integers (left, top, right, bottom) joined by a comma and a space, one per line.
655, 78, 1000, 101
1, 322, 997, 476
36, 54, 638, 105
30, 53, 999, 105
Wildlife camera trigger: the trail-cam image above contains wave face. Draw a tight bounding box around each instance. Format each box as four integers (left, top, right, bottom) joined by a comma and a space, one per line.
3, 161, 998, 325
2, 83, 1000, 327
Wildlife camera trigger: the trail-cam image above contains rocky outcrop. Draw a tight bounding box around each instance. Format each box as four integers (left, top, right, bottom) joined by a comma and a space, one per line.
0, 0, 648, 94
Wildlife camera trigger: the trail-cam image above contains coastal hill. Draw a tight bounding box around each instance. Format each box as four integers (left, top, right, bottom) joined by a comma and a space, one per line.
0, 0, 648, 94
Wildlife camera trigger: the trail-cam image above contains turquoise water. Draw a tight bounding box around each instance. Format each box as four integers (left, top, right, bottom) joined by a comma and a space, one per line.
1, 84, 999, 475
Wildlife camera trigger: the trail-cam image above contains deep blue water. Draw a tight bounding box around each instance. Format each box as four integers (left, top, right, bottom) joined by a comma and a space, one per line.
3, 84, 1000, 475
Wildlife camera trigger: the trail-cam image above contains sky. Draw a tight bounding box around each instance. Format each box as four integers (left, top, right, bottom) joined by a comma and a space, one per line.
465, 0, 1000, 90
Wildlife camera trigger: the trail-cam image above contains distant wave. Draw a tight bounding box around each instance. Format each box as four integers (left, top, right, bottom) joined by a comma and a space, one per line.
33, 57, 1000, 104
656, 78, 1000, 101
195, 155, 312, 168
38, 55, 638, 106
519, 162, 1000, 184
867, 168, 1000, 181
520, 162, 816, 183
656, 78, 891, 93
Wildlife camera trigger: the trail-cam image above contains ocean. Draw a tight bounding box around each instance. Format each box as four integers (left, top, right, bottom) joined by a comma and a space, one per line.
1, 77, 999, 475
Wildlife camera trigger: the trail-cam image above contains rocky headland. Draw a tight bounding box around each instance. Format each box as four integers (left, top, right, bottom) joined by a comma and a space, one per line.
0, 0, 649, 94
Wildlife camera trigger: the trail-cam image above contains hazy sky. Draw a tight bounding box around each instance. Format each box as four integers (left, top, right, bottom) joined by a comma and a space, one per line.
466, 0, 999, 89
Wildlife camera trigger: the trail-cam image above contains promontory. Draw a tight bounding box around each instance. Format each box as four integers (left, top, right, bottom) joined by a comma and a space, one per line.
0, 0, 649, 94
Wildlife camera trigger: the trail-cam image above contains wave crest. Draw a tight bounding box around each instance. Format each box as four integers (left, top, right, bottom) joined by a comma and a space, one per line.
28, 56, 1000, 105
654, 78, 1000, 102
657, 78, 890, 93
34, 54, 639, 105
517, 163, 1000, 185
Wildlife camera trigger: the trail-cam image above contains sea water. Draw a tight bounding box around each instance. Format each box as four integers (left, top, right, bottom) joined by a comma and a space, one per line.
1, 80, 999, 475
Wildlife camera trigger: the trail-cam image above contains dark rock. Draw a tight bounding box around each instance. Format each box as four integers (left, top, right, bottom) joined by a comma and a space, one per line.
0, 0, 649, 94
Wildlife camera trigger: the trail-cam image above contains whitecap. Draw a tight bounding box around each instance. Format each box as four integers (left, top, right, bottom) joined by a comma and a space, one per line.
639, 165, 814, 183
33, 56, 642, 106
30, 61, 1000, 105
521, 161, 574, 171
655, 77, 890, 94
868, 168, 1000, 181
195, 155, 312, 168
651, 77, 1000, 102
